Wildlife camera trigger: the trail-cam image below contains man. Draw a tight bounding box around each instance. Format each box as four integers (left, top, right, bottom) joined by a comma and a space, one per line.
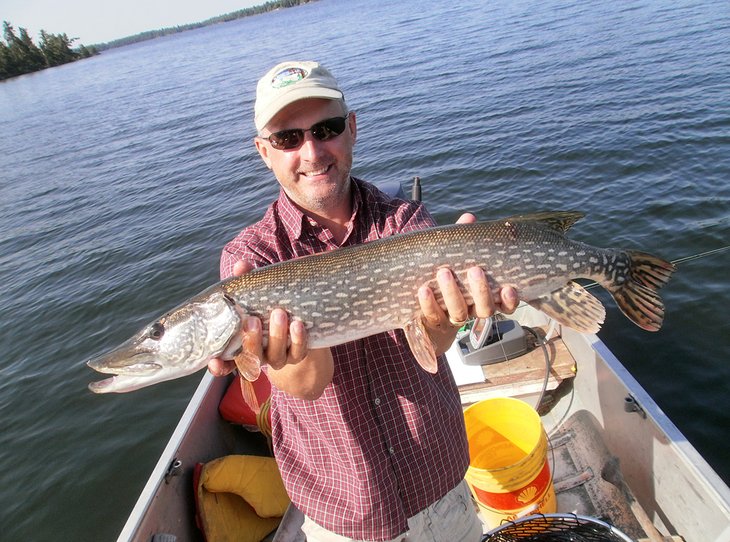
209, 61, 518, 542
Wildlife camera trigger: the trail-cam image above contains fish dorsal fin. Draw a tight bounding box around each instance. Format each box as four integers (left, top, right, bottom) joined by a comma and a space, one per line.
503, 211, 585, 233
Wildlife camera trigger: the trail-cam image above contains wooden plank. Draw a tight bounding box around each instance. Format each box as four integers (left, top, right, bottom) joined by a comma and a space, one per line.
457, 325, 576, 404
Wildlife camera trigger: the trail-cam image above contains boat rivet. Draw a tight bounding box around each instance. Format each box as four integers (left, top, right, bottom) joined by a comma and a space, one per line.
624, 395, 646, 419
164, 458, 183, 484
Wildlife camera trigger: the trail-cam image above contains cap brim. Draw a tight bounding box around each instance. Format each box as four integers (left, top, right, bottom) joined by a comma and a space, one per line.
255, 86, 343, 131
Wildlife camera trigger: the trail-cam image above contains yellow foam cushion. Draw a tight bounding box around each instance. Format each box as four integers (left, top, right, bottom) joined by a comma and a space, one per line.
197, 455, 290, 542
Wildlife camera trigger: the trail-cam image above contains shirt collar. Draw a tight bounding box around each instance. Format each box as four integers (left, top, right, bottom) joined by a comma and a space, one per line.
276, 188, 307, 239
275, 177, 363, 244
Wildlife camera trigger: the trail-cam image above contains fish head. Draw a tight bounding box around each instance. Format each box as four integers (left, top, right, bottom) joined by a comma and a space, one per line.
87, 290, 240, 393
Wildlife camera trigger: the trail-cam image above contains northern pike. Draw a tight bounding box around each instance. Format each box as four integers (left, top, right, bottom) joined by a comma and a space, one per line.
87, 211, 674, 393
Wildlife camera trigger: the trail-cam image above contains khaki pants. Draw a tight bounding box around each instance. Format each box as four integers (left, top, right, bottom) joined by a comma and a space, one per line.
301, 480, 482, 542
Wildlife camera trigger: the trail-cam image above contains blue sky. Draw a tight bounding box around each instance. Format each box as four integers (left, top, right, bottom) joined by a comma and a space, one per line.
2, 0, 262, 44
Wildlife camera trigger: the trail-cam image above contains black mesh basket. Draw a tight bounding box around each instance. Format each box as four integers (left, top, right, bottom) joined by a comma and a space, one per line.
482, 513, 635, 542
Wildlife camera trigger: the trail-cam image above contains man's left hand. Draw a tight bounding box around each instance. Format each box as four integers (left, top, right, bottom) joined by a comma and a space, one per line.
417, 213, 519, 356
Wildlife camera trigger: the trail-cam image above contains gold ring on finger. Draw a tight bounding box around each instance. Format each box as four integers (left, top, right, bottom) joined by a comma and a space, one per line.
448, 316, 469, 328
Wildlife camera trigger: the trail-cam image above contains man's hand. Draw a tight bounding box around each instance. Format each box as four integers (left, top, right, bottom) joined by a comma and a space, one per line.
207, 260, 333, 400
208, 260, 312, 375
208, 260, 249, 378
417, 213, 519, 356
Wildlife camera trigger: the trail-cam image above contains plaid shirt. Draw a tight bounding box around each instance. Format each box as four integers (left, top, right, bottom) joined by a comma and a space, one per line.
221, 178, 469, 540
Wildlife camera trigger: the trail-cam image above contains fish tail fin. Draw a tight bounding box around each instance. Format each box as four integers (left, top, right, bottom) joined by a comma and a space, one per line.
607, 250, 675, 331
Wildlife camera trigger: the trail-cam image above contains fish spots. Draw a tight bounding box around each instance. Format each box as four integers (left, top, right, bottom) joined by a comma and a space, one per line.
525, 274, 548, 286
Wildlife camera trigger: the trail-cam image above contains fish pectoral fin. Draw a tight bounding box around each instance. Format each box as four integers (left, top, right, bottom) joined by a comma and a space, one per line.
238, 376, 261, 415
403, 317, 438, 374
529, 281, 606, 334
233, 349, 262, 382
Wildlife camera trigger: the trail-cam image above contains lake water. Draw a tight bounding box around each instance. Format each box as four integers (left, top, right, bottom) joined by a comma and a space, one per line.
1, 0, 728, 539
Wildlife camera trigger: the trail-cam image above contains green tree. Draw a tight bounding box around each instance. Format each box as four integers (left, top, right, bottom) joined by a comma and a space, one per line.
39, 30, 78, 67
0, 41, 12, 79
0, 20, 98, 80
2, 22, 46, 75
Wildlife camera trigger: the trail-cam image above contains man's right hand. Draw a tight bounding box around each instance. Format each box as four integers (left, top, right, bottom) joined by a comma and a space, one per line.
207, 260, 334, 400
208, 260, 250, 378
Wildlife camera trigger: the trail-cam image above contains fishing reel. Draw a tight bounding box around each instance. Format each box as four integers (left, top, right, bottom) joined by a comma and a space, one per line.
456, 316, 527, 366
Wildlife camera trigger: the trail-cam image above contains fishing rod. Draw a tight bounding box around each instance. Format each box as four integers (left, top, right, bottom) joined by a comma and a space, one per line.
669, 245, 730, 266
583, 244, 730, 291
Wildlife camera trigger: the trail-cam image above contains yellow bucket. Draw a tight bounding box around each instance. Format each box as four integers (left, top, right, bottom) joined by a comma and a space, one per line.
463, 397, 556, 528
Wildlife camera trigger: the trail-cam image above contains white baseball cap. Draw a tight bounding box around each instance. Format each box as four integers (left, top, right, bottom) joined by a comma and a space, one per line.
254, 61, 344, 132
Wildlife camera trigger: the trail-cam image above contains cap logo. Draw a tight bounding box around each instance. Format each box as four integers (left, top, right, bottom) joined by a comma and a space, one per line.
271, 67, 308, 89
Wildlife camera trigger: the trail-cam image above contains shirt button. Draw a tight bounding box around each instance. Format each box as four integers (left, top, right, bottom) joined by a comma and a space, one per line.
389, 446, 396, 455
374, 397, 381, 406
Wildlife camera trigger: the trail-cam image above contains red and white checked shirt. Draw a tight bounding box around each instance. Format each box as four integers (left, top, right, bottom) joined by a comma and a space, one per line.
220, 178, 469, 540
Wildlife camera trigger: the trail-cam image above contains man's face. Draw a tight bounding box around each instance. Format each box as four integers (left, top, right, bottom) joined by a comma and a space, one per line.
255, 98, 357, 214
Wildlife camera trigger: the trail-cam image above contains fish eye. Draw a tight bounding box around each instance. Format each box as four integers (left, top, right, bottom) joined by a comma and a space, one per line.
148, 322, 165, 340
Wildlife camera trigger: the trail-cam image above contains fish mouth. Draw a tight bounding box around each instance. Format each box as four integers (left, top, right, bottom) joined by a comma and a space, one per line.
88, 376, 119, 393
86, 351, 162, 376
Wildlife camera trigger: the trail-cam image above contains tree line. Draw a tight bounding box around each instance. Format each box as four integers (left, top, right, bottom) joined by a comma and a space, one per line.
96, 0, 314, 51
1, 21, 97, 81
1, 0, 311, 80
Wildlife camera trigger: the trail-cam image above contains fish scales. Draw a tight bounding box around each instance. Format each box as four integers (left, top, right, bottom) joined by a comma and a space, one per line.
216, 217, 658, 348
87, 212, 675, 393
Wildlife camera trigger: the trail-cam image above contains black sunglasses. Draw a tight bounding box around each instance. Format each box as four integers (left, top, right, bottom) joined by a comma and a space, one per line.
262, 114, 349, 150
